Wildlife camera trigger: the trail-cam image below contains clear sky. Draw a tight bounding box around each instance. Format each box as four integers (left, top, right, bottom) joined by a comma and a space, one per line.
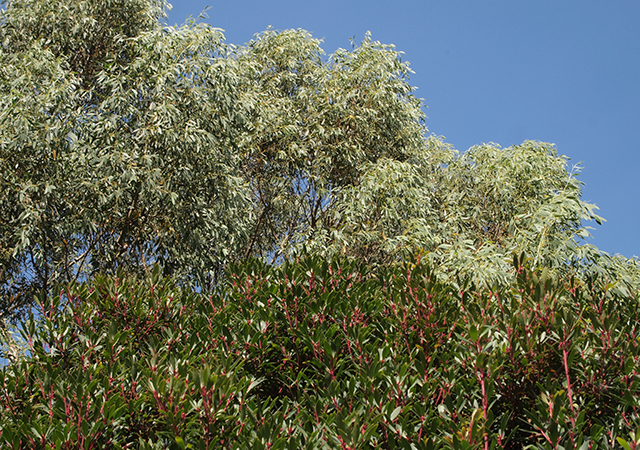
167, 1, 640, 258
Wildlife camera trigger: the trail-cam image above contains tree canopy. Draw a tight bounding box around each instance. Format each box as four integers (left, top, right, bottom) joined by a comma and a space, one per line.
0, 0, 638, 352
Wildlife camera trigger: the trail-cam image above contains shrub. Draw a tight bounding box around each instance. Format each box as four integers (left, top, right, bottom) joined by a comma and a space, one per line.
1, 256, 639, 449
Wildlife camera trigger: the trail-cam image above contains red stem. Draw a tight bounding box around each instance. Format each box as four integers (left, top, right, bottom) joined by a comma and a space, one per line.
562, 343, 577, 448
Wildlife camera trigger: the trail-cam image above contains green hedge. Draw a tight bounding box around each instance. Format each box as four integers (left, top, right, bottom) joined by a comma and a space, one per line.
1, 256, 639, 449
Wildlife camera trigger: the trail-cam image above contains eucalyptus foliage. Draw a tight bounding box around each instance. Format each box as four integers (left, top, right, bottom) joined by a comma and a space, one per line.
0, 0, 434, 326
234, 28, 428, 262
0, 0, 253, 326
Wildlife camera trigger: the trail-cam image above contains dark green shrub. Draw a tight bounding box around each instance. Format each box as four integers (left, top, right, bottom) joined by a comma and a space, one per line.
1, 257, 639, 449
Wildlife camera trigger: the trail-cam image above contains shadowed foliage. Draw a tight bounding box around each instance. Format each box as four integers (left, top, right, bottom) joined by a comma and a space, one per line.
1, 255, 639, 449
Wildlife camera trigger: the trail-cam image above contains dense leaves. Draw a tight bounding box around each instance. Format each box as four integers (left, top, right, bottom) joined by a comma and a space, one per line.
0, 1, 433, 325
2, 0, 640, 447
1, 0, 633, 326
0, 0, 253, 324
0, 0, 166, 85
313, 139, 606, 282
1, 256, 639, 449
234, 28, 428, 261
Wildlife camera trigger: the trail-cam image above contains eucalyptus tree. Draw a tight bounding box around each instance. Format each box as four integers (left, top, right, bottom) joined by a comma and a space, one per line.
0, 0, 253, 331
0, 0, 166, 88
234, 29, 429, 262
317, 138, 609, 284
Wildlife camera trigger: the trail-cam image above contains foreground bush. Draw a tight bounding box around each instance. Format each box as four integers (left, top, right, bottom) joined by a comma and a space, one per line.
0, 255, 639, 449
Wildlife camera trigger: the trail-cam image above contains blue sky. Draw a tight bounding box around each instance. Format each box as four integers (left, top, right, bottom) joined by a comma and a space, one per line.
168, 1, 640, 258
